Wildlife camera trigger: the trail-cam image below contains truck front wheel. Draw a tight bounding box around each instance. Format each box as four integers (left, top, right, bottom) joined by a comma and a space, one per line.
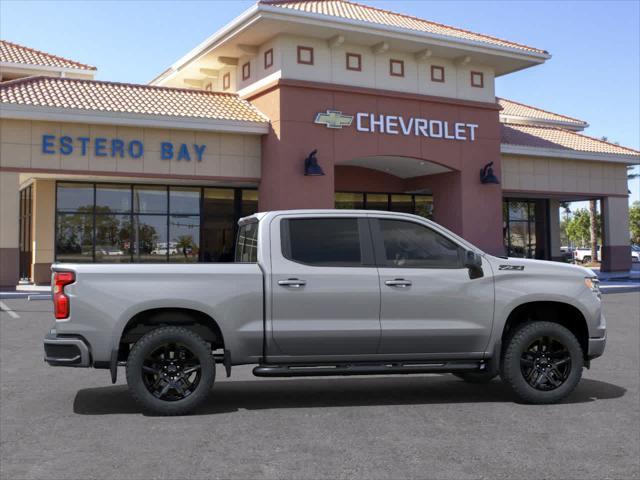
501, 321, 583, 404
126, 326, 215, 415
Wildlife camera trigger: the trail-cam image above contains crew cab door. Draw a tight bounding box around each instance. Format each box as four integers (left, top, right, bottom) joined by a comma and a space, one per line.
268, 214, 381, 358
371, 216, 494, 357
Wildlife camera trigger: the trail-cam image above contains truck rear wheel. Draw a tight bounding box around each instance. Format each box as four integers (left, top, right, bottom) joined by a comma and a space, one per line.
501, 321, 583, 404
126, 326, 215, 415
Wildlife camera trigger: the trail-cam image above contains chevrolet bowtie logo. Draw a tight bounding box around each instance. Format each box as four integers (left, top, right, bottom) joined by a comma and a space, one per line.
314, 110, 354, 129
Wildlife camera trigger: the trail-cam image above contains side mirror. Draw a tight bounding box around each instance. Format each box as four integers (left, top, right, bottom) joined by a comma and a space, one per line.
464, 250, 484, 279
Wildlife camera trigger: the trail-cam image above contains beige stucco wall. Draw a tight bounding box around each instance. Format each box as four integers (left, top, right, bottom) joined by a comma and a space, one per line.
237, 35, 495, 102
602, 196, 631, 246
32, 179, 55, 265
501, 155, 628, 195
0, 119, 261, 179
0, 171, 19, 249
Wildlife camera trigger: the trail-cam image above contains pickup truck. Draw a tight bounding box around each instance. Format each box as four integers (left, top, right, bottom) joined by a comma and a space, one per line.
45, 210, 606, 415
573, 246, 601, 264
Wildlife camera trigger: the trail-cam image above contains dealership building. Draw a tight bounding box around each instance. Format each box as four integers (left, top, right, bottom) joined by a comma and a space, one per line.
1, 0, 638, 287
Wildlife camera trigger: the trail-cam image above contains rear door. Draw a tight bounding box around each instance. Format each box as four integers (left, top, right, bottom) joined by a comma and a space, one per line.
269, 214, 381, 358
372, 216, 494, 357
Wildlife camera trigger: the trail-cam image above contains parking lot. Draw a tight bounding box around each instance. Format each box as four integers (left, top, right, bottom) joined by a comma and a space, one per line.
1, 291, 638, 480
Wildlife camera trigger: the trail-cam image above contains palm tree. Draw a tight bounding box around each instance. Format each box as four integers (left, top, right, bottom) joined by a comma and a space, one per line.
589, 200, 598, 263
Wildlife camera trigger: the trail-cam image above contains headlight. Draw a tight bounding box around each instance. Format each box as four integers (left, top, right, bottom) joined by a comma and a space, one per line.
584, 277, 601, 299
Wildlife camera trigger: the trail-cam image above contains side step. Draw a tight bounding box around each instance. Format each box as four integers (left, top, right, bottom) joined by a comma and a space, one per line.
253, 360, 484, 378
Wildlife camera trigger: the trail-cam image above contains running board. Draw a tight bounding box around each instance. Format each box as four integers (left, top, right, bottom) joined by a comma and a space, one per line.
253, 361, 484, 378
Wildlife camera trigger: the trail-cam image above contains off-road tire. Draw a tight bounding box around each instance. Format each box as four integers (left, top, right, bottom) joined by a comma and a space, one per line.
126, 326, 215, 415
501, 321, 583, 404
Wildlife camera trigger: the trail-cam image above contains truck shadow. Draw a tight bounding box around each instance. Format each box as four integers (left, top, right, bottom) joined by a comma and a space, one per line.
73, 376, 627, 416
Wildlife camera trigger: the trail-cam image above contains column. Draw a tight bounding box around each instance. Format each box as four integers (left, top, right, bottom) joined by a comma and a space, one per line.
549, 199, 563, 261
32, 180, 56, 284
601, 196, 631, 272
0, 172, 19, 287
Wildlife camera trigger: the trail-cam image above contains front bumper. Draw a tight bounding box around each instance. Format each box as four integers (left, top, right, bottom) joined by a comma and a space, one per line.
44, 330, 91, 367
587, 332, 607, 360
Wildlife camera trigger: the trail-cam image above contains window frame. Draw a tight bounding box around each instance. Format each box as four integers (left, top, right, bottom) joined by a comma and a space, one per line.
430, 65, 445, 83
369, 217, 466, 269
241, 61, 251, 81
389, 59, 405, 77
297, 46, 314, 65
346, 52, 362, 71
222, 72, 231, 90
470, 71, 484, 88
264, 48, 273, 69
279, 216, 375, 268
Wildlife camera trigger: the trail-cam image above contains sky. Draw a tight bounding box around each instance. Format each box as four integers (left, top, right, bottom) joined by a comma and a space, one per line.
1, 0, 638, 205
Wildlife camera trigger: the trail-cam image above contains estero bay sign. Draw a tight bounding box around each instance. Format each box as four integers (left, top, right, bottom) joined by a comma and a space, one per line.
315, 110, 479, 141
41, 134, 207, 161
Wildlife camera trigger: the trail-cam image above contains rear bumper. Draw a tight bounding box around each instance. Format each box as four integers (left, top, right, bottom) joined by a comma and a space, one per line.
44, 330, 91, 367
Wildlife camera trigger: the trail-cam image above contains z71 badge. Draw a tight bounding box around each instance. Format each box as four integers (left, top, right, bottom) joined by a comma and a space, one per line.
499, 265, 525, 271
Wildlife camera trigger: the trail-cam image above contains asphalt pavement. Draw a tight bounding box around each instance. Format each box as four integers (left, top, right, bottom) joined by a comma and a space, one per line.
1, 292, 638, 480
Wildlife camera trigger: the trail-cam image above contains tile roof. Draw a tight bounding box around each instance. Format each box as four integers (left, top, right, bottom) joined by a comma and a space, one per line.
0, 76, 269, 123
260, 0, 547, 55
498, 98, 587, 127
501, 123, 639, 157
0, 40, 96, 71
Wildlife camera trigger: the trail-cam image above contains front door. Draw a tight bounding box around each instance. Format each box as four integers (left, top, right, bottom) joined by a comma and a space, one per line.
269, 215, 381, 358
372, 217, 494, 357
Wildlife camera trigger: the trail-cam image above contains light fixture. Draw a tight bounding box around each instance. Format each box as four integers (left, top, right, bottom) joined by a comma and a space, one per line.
304, 149, 325, 176
480, 161, 500, 184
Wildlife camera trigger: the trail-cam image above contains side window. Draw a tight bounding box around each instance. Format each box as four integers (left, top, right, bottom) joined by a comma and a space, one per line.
378, 219, 463, 268
235, 222, 258, 263
282, 218, 363, 267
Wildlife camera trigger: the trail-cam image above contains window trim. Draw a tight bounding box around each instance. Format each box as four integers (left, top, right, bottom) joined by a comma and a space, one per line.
346, 52, 362, 71
264, 48, 273, 69
470, 71, 484, 88
430, 65, 445, 83
280, 216, 375, 268
369, 217, 466, 269
242, 61, 251, 81
297, 46, 314, 65
389, 59, 405, 77
222, 72, 231, 90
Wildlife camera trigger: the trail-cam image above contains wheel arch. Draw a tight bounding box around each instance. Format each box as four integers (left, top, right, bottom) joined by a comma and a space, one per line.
501, 301, 589, 360
118, 307, 225, 361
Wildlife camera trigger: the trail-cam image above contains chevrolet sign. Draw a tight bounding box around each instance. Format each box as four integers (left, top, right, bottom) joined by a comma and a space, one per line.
314, 110, 354, 129
314, 110, 479, 141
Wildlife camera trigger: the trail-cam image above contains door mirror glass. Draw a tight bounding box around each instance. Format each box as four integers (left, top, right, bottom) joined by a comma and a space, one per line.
464, 250, 484, 278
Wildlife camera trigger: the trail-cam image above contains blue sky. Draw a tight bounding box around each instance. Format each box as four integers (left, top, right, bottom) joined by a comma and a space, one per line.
1, 0, 638, 204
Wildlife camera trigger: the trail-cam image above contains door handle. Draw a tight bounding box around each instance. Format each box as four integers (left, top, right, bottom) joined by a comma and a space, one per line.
385, 278, 412, 288
278, 278, 307, 288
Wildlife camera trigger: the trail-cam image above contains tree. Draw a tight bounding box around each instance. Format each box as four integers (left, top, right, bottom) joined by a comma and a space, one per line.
630, 201, 640, 245
566, 209, 601, 247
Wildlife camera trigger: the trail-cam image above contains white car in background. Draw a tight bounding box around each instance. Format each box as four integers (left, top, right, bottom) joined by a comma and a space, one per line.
631, 245, 640, 263
574, 247, 601, 264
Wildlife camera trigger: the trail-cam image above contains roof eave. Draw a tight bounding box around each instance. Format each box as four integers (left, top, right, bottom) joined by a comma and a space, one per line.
151, 2, 550, 85
0, 61, 96, 75
501, 143, 640, 165
500, 115, 589, 131
0, 103, 270, 134
257, 4, 551, 60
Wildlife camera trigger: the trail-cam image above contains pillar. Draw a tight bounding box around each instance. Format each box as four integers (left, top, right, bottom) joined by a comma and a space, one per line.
0, 172, 19, 287
32, 180, 56, 284
549, 199, 563, 262
601, 196, 631, 272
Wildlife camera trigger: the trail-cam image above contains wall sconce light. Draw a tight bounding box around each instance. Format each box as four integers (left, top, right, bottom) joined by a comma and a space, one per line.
304, 149, 325, 176
480, 161, 500, 184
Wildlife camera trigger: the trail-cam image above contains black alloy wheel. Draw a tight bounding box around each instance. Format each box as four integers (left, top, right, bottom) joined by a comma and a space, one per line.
520, 336, 571, 391
142, 342, 202, 401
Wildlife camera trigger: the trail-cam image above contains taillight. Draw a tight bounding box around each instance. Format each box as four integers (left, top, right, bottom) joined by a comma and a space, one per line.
53, 271, 75, 319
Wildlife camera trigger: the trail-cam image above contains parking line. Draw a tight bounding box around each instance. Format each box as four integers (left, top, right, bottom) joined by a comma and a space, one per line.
0, 301, 20, 319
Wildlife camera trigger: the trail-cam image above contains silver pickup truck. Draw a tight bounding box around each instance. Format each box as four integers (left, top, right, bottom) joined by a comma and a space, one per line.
45, 210, 606, 415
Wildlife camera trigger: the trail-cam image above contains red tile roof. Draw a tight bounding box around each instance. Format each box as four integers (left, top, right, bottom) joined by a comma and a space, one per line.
0, 76, 269, 123
501, 123, 639, 157
498, 98, 587, 127
260, 0, 547, 55
0, 40, 96, 71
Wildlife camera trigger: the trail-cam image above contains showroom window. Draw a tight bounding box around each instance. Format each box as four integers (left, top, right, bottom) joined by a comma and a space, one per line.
55, 182, 257, 263
335, 192, 433, 219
